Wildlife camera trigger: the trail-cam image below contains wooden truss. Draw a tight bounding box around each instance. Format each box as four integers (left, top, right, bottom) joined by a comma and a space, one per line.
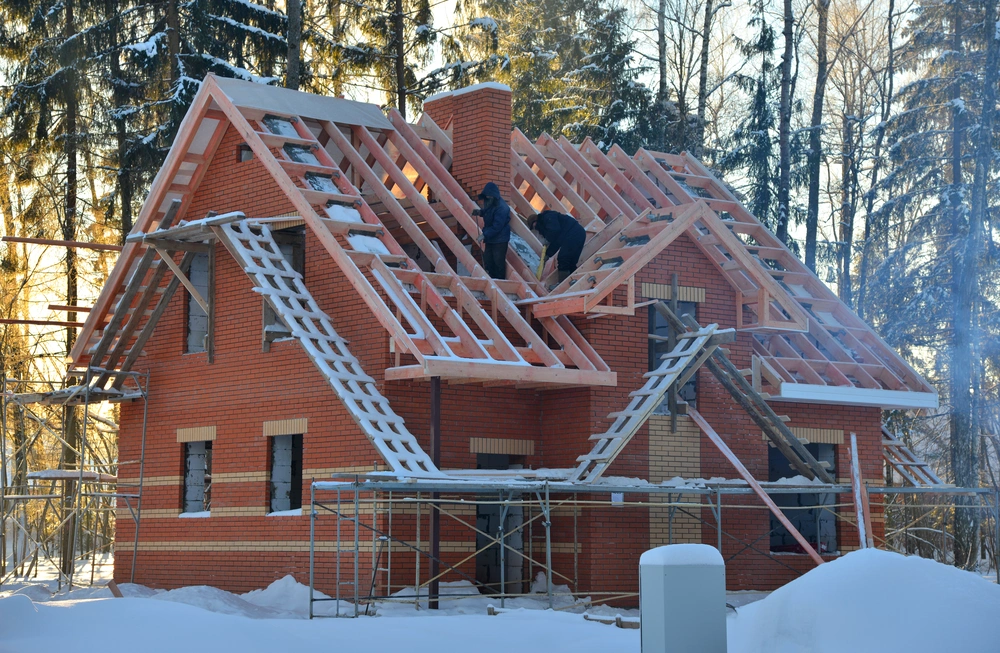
455, 121, 935, 399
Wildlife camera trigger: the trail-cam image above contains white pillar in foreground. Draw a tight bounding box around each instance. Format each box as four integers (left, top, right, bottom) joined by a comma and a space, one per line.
639, 544, 727, 653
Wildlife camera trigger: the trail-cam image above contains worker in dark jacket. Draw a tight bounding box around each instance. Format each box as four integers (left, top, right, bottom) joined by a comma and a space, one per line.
472, 182, 511, 279
528, 210, 587, 282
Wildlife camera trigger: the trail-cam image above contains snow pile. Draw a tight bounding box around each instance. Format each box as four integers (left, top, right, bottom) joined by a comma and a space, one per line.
376, 575, 586, 616
2, 550, 999, 653
150, 584, 287, 619
729, 549, 1000, 652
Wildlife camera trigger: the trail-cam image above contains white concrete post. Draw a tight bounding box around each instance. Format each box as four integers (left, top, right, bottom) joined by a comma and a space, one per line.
639, 544, 727, 653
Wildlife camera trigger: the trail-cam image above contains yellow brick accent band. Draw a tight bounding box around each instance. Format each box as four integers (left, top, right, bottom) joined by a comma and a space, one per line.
211, 506, 269, 517
263, 417, 308, 437
211, 471, 269, 483
469, 437, 535, 456
640, 282, 706, 303
177, 426, 217, 443
764, 426, 844, 445
134, 475, 183, 487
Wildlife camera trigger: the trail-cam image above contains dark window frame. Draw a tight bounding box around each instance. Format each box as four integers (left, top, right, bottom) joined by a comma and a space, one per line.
648, 300, 698, 411
768, 443, 838, 554
263, 227, 306, 351
269, 433, 303, 513
184, 250, 214, 355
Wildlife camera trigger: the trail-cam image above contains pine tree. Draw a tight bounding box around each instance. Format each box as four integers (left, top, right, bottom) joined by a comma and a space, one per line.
446, 0, 649, 147
718, 0, 779, 231
876, 0, 1000, 567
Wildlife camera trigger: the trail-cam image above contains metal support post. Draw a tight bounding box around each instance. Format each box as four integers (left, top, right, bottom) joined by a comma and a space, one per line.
353, 481, 359, 617
309, 483, 316, 619
716, 488, 723, 553
335, 488, 341, 615
428, 377, 441, 609
1, 378, 8, 579
415, 492, 421, 610
131, 371, 150, 583
499, 490, 507, 607
669, 273, 679, 433
545, 484, 553, 609
995, 489, 1000, 584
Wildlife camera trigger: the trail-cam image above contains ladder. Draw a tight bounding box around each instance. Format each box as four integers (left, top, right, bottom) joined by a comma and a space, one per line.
654, 303, 836, 484
882, 427, 943, 486
571, 322, 731, 483
214, 219, 442, 478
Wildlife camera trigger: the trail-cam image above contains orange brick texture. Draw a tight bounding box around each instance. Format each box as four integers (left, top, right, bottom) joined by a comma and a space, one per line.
423, 86, 512, 201
115, 102, 885, 604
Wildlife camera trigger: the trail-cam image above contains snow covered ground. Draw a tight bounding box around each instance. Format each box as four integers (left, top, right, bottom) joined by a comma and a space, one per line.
1, 549, 998, 652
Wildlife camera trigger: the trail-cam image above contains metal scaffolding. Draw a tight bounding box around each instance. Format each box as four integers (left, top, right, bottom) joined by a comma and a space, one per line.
0, 368, 149, 589
308, 476, 1000, 618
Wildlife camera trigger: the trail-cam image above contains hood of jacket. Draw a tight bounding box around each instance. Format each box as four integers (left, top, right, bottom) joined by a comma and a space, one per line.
478, 182, 502, 200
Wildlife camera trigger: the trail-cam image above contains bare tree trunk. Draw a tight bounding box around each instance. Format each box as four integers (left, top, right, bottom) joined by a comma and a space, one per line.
776, 0, 794, 244
946, 2, 975, 569
393, 0, 406, 117
857, 0, 896, 320
952, 0, 997, 569
658, 0, 667, 105
167, 0, 180, 83
838, 116, 858, 305
804, 0, 829, 271
287, 0, 302, 90
695, 0, 716, 155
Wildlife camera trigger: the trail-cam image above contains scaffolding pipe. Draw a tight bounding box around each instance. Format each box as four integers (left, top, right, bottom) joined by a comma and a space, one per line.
545, 483, 553, 609
428, 377, 441, 610
309, 482, 316, 619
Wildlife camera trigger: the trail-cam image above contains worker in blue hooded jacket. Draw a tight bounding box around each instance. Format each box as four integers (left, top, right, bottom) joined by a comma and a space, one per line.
528, 210, 587, 283
472, 182, 511, 279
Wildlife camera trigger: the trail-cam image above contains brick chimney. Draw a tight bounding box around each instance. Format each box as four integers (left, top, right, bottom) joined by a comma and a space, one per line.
422, 83, 512, 202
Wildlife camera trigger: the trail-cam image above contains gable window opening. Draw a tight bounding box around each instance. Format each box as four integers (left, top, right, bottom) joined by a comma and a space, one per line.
185, 252, 212, 354
182, 440, 212, 515
769, 443, 838, 554
263, 228, 306, 351
648, 300, 698, 414
270, 433, 303, 514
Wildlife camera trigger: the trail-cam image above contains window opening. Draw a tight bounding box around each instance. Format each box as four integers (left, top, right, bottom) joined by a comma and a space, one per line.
769, 443, 837, 554
270, 433, 303, 513
185, 252, 211, 353
183, 441, 212, 513
648, 300, 698, 412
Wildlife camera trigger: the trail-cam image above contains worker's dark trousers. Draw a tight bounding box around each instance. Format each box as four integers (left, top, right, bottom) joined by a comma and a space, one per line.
556, 236, 586, 281
484, 242, 508, 279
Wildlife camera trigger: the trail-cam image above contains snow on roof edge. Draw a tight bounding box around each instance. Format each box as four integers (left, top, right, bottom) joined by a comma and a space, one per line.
425, 82, 512, 104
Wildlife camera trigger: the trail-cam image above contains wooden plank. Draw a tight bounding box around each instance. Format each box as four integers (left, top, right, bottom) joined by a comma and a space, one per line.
150, 246, 210, 314
689, 408, 825, 566
512, 129, 601, 225
0, 318, 86, 328
849, 432, 874, 548
578, 138, 655, 211
542, 134, 634, 220
1, 236, 122, 252
111, 252, 198, 390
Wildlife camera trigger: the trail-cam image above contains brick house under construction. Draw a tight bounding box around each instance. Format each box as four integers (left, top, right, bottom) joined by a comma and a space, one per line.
68, 75, 939, 600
